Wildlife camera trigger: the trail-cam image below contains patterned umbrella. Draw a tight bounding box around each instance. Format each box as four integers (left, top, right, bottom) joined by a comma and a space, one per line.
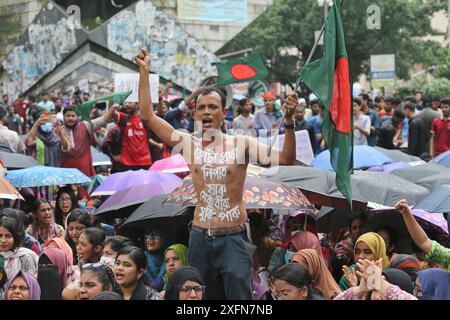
164, 176, 313, 210
0, 176, 24, 200
5, 166, 91, 188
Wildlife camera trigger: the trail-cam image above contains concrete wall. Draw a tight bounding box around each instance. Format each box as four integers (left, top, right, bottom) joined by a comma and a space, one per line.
153, 0, 273, 52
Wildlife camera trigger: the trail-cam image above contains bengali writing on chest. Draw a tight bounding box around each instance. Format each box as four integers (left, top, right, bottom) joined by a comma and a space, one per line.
195, 147, 240, 223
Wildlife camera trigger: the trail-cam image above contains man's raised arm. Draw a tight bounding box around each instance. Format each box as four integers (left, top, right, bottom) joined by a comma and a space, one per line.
135, 49, 188, 148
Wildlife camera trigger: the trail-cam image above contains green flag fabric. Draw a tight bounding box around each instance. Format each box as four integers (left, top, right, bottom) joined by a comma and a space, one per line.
299, 1, 353, 207
213, 54, 269, 85
76, 91, 132, 121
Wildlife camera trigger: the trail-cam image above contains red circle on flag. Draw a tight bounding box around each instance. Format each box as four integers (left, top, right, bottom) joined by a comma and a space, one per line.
230, 64, 257, 80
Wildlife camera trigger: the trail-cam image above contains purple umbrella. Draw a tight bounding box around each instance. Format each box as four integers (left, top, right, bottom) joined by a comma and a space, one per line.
95, 183, 181, 216
367, 160, 425, 173
91, 170, 181, 196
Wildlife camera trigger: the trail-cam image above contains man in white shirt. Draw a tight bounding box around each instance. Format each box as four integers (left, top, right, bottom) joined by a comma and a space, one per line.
233, 98, 255, 136
0, 109, 25, 153
353, 98, 371, 145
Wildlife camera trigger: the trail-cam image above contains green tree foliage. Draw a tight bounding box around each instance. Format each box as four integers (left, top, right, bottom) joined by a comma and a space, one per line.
218, 0, 447, 86
397, 75, 450, 97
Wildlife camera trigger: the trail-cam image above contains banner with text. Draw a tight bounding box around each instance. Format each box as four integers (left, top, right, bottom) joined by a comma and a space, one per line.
114, 73, 159, 103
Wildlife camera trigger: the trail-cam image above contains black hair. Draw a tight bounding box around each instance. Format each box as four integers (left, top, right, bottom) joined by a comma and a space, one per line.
403, 103, 416, 113
403, 96, 417, 104
54, 186, 79, 226
359, 93, 369, 102
2, 94, 8, 98
419, 153, 432, 162
116, 246, 146, 272
392, 97, 402, 105
81, 264, 121, 293
195, 87, 227, 109
440, 97, 450, 105
81, 227, 106, 248
384, 97, 393, 104
353, 98, 362, 106
431, 94, 441, 102
394, 108, 405, 120
63, 105, 77, 115
104, 236, 133, 253
374, 226, 397, 249
65, 209, 92, 249
348, 213, 367, 229
41, 92, 49, 96
0, 216, 21, 251
271, 263, 324, 300
32, 199, 51, 214
374, 96, 384, 103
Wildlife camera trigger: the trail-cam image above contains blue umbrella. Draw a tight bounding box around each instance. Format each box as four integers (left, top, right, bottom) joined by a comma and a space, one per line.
6, 166, 91, 188
312, 145, 392, 171
432, 150, 450, 168
91, 147, 112, 167
415, 185, 450, 214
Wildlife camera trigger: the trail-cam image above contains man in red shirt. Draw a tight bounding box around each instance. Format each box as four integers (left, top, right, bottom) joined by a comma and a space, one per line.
113, 102, 152, 171
13, 93, 30, 132
430, 98, 450, 157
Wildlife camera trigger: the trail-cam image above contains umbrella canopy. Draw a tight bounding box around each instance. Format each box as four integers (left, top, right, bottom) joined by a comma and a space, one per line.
351, 171, 429, 207
89, 174, 107, 194
95, 182, 181, 217
148, 154, 189, 174
391, 162, 450, 191
374, 147, 421, 163
0, 151, 39, 169
367, 161, 424, 173
368, 207, 450, 252
312, 145, 392, 171
164, 176, 313, 210
91, 147, 112, 167
315, 206, 355, 234
0, 176, 24, 200
5, 166, 91, 188
121, 194, 192, 228
260, 166, 367, 209
415, 185, 450, 214
91, 170, 181, 196
432, 150, 450, 168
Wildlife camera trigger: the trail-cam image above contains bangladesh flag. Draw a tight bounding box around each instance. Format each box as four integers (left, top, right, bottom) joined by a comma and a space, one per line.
213, 54, 269, 85
299, 0, 353, 207
76, 91, 131, 121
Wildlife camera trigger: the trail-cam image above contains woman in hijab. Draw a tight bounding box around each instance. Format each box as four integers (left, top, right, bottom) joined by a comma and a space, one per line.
291, 249, 341, 299
417, 268, 450, 300
163, 244, 188, 290
165, 266, 205, 300
1, 208, 42, 255
38, 247, 70, 299
26, 199, 64, 245
268, 230, 323, 274
339, 232, 389, 290
382, 268, 414, 294
4, 271, 41, 300
144, 227, 173, 292
388, 254, 421, 283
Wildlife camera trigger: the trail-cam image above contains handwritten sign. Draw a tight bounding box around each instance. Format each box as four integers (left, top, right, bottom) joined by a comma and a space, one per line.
114, 73, 159, 103
272, 130, 314, 165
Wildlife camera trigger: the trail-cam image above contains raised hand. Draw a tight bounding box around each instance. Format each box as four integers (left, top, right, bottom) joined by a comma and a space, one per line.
283, 92, 299, 120
342, 265, 358, 288
135, 48, 151, 70
394, 199, 410, 216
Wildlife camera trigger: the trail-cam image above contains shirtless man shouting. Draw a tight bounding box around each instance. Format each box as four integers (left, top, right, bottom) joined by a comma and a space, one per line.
135, 49, 297, 300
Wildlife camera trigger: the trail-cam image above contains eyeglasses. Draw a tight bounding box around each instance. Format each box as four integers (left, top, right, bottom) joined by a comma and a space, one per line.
270, 287, 303, 300
9, 285, 29, 292
179, 285, 205, 294
81, 262, 104, 270
145, 234, 161, 240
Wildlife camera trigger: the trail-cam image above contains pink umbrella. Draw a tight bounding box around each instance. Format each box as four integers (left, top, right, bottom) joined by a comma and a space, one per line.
149, 154, 189, 175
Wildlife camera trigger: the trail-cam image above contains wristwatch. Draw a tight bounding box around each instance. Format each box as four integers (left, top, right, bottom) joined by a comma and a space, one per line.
284, 123, 295, 129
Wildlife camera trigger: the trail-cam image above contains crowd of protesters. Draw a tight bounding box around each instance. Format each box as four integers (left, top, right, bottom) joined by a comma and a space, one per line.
0, 81, 449, 301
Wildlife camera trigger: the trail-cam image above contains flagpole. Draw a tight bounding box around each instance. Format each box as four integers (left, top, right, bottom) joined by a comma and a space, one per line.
267, 19, 327, 157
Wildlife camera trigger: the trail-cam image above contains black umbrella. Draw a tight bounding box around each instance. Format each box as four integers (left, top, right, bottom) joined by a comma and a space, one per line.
260, 166, 367, 209
351, 171, 429, 207
374, 147, 421, 163
121, 194, 192, 229
0, 151, 39, 169
315, 206, 358, 234
391, 162, 450, 191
